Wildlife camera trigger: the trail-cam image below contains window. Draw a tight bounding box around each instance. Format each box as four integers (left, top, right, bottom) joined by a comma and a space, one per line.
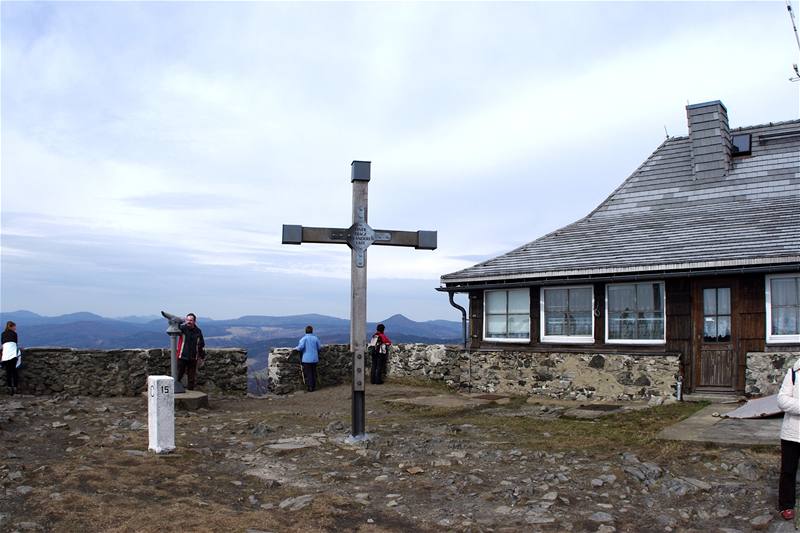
703, 287, 731, 342
731, 133, 751, 156
605, 282, 666, 344
541, 286, 594, 343
484, 289, 530, 342
767, 274, 800, 344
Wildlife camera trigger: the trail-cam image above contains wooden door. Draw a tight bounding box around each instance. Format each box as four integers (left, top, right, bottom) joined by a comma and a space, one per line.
693, 281, 738, 391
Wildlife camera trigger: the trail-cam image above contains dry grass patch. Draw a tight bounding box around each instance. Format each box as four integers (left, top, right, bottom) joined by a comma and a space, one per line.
403, 399, 709, 459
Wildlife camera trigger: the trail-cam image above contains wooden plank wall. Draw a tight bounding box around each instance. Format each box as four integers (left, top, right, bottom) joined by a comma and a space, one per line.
737, 274, 766, 390
665, 278, 693, 388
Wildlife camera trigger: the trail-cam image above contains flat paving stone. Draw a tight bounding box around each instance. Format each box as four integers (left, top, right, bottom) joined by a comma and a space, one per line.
658, 403, 781, 446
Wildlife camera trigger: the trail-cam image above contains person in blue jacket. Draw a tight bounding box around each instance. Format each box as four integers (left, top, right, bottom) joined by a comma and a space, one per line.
295, 325, 322, 392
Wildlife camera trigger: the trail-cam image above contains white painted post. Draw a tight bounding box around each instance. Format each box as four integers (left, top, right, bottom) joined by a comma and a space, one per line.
148, 375, 175, 453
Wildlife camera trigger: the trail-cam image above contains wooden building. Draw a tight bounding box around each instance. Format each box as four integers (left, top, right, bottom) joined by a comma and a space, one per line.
439, 100, 800, 397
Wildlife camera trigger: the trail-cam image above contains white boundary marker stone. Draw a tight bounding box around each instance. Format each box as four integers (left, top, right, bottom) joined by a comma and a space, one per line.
148, 375, 175, 453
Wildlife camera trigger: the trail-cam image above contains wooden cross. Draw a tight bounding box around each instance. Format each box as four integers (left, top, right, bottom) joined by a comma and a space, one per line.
282, 160, 437, 437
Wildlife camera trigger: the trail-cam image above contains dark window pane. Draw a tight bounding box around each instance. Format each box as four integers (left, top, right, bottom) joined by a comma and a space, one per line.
773, 307, 799, 336
569, 288, 592, 312
704, 289, 717, 315
718, 288, 731, 315
773, 278, 799, 306
608, 285, 635, 312
731, 133, 751, 155
571, 312, 593, 336
486, 315, 506, 337
545, 289, 568, 313
546, 315, 566, 336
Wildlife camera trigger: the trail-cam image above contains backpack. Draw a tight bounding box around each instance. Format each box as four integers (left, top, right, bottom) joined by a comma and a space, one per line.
368, 334, 380, 357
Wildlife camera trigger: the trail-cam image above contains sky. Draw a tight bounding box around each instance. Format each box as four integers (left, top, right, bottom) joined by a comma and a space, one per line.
1, 1, 799, 322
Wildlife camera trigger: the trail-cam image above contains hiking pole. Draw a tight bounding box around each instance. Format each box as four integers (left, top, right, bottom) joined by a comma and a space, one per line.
294, 350, 306, 390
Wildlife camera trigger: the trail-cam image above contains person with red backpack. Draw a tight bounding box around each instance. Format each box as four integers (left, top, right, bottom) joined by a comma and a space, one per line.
368, 323, 391, 385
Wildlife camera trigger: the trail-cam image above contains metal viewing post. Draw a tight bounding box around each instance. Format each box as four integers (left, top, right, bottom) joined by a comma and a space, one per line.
161, 311, 186, 394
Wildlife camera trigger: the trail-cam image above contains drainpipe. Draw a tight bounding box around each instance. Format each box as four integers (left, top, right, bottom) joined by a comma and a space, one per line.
447, 292, 472, 393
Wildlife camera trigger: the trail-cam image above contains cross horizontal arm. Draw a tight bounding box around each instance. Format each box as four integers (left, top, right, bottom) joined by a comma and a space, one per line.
371, 229, 437, 250
282, 224, 436, 250
282, 225, 348, 245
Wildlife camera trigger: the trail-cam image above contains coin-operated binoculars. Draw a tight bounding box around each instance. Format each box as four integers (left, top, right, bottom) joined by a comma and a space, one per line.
161, 311, 186, 393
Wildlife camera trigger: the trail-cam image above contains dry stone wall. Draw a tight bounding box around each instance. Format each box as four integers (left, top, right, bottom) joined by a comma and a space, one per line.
745, 351, 800, 396
268, 344, 680, 401
0, 348, 248, 396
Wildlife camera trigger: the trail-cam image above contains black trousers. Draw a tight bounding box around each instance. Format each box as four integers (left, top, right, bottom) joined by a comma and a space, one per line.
370, 353, 385, 384
780, 439, 800, 511
301, 362, 317, 392
2, 359, 18, 388
177, 359, 198, 390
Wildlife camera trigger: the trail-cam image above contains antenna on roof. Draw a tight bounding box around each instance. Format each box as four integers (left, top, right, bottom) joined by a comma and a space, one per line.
663, 125, 669, 139
787, 0, 800, 81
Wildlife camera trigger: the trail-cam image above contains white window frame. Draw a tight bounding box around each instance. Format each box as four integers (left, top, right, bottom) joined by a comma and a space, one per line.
483, 289, 531, 343
604, 281, 666, 345
766, 274, 800, 344
540, 285, 595, 344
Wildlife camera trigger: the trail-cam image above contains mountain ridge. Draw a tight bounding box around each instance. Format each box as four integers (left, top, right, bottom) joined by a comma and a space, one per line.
0, 310, 466, 371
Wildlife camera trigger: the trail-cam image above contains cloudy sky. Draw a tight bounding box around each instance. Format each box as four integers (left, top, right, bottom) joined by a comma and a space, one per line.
2, 1, 798, 322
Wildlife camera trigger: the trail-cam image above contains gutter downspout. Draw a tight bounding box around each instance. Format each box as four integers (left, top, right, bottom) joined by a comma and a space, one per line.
447, 292, 471, 393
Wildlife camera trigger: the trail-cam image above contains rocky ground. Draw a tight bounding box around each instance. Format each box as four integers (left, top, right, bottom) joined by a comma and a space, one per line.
0, 382, 790, 533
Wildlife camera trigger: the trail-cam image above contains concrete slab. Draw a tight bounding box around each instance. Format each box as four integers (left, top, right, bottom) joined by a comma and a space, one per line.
657, 403, 782, 447
725, 394, 782, 418
175, 390, 209, 410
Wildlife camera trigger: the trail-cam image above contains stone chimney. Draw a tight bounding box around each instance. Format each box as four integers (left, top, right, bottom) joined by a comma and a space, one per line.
686, 100, 731, 180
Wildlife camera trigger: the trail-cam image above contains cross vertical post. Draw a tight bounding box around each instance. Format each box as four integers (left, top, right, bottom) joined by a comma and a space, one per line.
350, 165, 369, 436
282, 160, 437, 438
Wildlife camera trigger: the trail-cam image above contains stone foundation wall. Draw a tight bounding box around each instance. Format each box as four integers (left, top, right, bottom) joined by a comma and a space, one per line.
0, 348, 248, 396
745, 351, 800, 396
267, 344, 680, 401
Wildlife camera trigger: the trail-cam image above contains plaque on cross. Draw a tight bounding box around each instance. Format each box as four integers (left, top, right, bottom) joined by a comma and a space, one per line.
282, 160, 437, 437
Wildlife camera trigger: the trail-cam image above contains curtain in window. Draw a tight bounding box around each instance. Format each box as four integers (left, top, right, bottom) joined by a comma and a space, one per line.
486, 289, 529, 339
702, 287, 730, 342
544, 287, 592, 337
771, 277, 800, 336
607, 282, 664, 341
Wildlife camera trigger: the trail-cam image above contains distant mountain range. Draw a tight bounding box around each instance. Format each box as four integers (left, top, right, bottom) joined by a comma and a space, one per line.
0, 310, 466, 371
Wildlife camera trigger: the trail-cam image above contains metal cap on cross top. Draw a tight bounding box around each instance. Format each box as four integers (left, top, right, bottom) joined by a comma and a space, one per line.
351, 160, 371, 182
281, 161, 437, 438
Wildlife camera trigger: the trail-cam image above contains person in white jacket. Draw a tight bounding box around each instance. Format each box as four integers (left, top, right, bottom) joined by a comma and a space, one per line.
777, 358, 800, 520
1, 321, 21, 395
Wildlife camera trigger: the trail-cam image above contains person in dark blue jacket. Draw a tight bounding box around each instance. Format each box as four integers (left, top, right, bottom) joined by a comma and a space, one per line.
295, 325, 321, 392
177, 313, 205, 390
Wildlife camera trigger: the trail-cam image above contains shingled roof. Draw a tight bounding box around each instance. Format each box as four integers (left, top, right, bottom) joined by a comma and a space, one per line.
441, 105, 800, 287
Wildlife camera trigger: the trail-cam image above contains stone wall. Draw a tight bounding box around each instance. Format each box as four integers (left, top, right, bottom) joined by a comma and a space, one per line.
267, 344, 680, 401
745, 351, 800, 396
0, 348, 248, 396
268, 345, 352, 394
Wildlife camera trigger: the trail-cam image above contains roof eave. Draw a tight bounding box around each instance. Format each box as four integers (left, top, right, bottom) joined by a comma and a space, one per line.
440, 256, 800, 287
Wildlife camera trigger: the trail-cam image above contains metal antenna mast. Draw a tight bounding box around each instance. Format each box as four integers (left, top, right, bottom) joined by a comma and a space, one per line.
787, 0, 800, 81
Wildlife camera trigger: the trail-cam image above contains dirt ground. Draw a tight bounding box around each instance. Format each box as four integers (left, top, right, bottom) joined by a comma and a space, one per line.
0, 381, 787, 532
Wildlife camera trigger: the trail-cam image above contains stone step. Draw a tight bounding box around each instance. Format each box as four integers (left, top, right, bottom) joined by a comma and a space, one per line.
683, 392, 744, 403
